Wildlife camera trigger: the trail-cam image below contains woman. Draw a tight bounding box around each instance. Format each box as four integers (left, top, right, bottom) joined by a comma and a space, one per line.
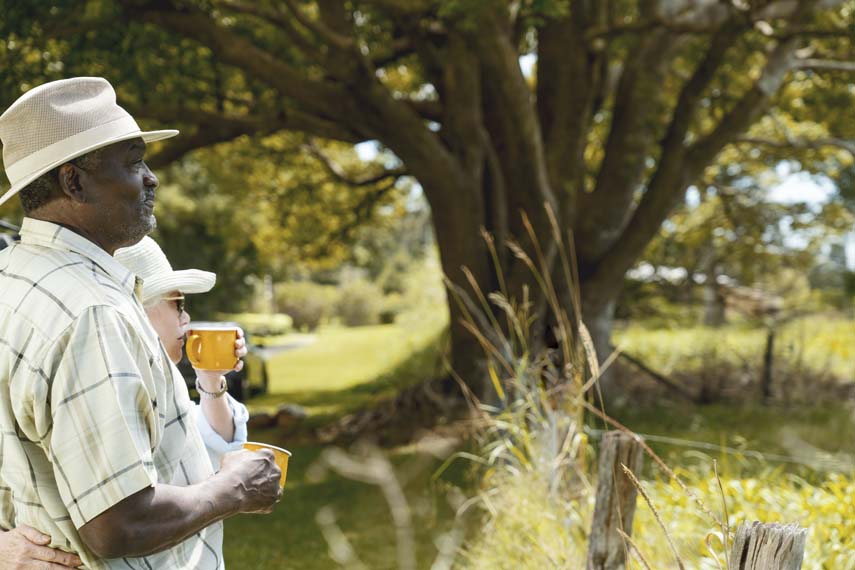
0, 237, 250, 568
115, 236, 250, 469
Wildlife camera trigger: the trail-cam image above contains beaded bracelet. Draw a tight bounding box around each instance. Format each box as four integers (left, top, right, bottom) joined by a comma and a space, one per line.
196, 376, 228, 399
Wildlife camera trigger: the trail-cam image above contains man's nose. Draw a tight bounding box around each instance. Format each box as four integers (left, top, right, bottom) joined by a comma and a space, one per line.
143, 165, 158, 189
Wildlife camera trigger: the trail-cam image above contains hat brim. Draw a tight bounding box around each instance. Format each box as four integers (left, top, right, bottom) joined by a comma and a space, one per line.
0, 128, 178, 207
141, 269, 216, 305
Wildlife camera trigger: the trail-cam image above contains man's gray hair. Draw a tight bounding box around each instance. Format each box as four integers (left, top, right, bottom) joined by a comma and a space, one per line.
18, 147, 105, 213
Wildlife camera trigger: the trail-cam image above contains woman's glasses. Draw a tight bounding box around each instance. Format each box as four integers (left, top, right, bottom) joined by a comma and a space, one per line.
161, 295, 185, 315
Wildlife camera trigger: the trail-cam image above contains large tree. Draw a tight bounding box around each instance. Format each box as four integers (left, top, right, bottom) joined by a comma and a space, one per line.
2, 0, 855, 399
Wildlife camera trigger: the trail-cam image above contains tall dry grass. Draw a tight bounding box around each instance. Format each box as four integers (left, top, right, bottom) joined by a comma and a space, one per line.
314, 205, 842, 569
445, 206, 736, 569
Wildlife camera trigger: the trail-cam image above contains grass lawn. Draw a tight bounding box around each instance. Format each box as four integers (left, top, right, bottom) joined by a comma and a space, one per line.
614, 314, 855, 381
608, 401, 855, 477
224, 312, 464, 569
245, 311, 448, 423
223, 430, 472, 570
221, 311, 853, 569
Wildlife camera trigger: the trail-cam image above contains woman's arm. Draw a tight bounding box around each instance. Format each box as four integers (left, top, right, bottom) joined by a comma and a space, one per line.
194, 332, 249, 442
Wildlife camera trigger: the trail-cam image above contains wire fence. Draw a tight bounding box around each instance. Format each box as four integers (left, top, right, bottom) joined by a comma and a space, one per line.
584, 426, 855, 472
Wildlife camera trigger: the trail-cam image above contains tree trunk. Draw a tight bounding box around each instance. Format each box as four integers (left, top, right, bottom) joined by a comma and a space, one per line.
582, 297, 620, 402
428, 179, 493, 401
761, 326, 775, 404
703, 260, 725, 327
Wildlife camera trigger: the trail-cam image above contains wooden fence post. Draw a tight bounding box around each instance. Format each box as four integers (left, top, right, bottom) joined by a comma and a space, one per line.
586, 431, 644, 570
730, 521, 807, 570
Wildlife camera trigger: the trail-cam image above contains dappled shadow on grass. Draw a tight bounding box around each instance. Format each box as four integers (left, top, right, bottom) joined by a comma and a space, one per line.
224, 428, 476, 570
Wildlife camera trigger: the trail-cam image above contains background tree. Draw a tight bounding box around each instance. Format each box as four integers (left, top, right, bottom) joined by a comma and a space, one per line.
2, 0, 855, 399
636, 163, 853, 326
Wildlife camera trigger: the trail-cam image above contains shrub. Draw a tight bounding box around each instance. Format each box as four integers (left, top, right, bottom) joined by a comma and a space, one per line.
335, 280, 384, 327
275, 281, 339, 331
217, 312, 293, 337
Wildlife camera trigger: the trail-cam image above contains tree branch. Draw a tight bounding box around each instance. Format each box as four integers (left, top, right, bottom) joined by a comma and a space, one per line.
310, 178, 400, 257
586, 0, 846, 38
735, 136, 855, 155
537, 1, 603, 226
143, 120, 265, 168
213, 0, 322, 58
474, 6, 556, 219
303, 139, 407, 186
357, 0, 435, 17
400, 97, 441, 122
129, 3, 356, 125
126, 103, 364, 145
794, 58, 855, 72
687, 35, 803, 167
371, 37, 416, 68
282, 0, 355, 51
575, 25, 684, 261
580, 2, 818, 306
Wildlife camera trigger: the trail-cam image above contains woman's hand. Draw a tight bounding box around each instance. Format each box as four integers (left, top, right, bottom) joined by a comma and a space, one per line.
194, 328, 247, 389
0, 525, 83, 568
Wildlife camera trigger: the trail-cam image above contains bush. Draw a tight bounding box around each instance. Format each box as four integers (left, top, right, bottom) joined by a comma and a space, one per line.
335, 280, 384, 326
217, 312, 293, 337
274, 281, 339, 331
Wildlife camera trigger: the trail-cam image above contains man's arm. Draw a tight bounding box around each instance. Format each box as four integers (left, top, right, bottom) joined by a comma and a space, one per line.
79, 449, 281, 559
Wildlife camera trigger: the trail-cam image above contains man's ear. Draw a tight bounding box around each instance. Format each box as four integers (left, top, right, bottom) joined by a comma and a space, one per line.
56, 163, 86, 202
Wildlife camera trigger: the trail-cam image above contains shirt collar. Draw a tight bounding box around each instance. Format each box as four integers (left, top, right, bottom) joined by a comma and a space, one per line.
19, 217, 142, 297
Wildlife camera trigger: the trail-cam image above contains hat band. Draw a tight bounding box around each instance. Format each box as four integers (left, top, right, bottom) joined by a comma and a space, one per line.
5, 115, 142, 185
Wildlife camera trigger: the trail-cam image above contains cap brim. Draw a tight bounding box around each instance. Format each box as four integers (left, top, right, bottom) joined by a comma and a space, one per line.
0, 128, 179, 208
141, 269, 216, 304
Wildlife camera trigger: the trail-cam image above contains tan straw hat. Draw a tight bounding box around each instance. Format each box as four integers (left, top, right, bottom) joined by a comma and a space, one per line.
114, 237, 216, 305
0, 77, 178, 207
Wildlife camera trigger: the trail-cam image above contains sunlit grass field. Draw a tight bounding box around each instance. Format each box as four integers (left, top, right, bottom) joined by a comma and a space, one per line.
460, 460, 855, 569
245, 310, 447, 422
615, 314, 854, 381
223, 312, 854, 569
465, 314, 855, 569
227, 311, 462, 570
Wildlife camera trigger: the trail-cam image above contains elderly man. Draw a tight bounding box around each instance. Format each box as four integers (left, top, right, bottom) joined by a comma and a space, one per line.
0, 77, 281, 569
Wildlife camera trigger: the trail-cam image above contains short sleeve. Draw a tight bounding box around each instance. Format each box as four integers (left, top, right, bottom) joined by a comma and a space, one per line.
192, 394, 249, 471
46, 306, 159, 529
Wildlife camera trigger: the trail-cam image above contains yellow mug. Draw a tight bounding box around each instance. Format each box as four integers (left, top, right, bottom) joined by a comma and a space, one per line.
243, 442, 291, 489
186, 323, 239, 370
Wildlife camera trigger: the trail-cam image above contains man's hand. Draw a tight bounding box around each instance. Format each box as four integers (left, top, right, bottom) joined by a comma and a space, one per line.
218, 449, 283, 514
78, 442, 282, 558
0, 525, 83, 569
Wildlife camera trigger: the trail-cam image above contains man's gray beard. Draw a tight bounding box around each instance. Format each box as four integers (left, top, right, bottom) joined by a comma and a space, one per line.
121, 214, 157, 248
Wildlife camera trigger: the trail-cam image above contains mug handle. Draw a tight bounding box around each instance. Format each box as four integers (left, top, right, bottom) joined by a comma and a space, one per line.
186, 334, 202, 367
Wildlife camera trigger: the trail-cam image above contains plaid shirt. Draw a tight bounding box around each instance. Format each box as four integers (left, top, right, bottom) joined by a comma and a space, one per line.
0, 218, 224, 569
